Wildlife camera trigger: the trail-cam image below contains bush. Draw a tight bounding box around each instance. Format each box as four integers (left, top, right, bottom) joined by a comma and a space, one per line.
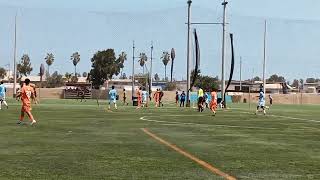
164, 82, 177, 91
45, 71, 64, 88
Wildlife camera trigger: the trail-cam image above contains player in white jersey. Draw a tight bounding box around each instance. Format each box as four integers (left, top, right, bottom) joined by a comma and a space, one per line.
108, 86, 118, 110
141, 87, 148, 107
255, 89, 266, 115
0, 81, 8, 110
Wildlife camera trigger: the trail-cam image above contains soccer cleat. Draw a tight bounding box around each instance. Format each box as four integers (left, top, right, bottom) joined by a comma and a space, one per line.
30, 120, 37, 126
16, 121, 22, 125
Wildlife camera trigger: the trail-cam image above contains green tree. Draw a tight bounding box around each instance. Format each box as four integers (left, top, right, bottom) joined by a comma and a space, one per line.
120, 73, 127, 79
252, 76, 261, 81
0, 67, 6, 79
89, 49, 122, 89
299, 79, 304, 90
46, 71, 64, 88
170, 48, 176, 82
82, 72, 88, 77
306, 78, 316, 83
195, 75, 219, 91
291, 79, 299, 88
71, 52, 80, 77
267, 74, 286, 83
118, 52, 127, 76
45, 53, 54, 75
154, 73, 160, 81
17, 54, 33, 77
161, 51, 170, 81
139, 53, 147, 74
164, 82, 177, 91
65, 72, 72, 82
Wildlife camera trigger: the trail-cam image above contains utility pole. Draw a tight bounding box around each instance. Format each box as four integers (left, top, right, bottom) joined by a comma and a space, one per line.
150, 41, 153, 92
240, 56, 242, 91
13, 13, 17, 98
263, 20, 267, 94
186, 0, 192, 107
132, 41, 135, 102
221, 0, 228, 105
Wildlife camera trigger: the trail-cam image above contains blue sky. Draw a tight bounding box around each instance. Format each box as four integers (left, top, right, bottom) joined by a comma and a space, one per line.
0, 0, 320, 81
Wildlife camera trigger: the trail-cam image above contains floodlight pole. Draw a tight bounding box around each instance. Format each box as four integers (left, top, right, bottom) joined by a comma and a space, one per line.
186, 0, 192, 107
263, 20, 267, 94
221, 0, 228, 105
240, 56, 242, 91
150, 41, 153, 92
132, 41, 135, 102
13, 13, 17, 98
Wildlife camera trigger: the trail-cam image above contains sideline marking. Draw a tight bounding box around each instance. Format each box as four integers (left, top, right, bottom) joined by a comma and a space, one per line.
141, 128, 237, 180
140, 116, 279, 130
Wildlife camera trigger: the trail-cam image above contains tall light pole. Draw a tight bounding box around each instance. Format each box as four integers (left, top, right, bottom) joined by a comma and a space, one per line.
240, 56, 242, 91
186, 0, 192, 107
132, 41, 135, 101
221, 0, 228, 105
150, 41, 153, 92
263, 20, 267, 94
13, 13, 17, 98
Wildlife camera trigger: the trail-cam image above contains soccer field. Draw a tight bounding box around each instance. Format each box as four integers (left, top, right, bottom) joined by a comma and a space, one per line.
0, 99, 319, 180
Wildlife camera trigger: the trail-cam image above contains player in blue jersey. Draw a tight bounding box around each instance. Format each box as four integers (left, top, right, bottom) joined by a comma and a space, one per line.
0, 81, 8, 110
108, 86, 118, 110
255, 89, 266, 115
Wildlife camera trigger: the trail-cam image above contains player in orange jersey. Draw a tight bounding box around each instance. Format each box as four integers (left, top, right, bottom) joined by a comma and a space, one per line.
16, 78, 37, 125
136, 87, 142, 109
210, 88, 218, 116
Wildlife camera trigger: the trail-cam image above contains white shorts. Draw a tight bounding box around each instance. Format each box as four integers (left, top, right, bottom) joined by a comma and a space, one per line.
258, 101, 265, 107
0, 95, 5, 101
109, 99, 116, 104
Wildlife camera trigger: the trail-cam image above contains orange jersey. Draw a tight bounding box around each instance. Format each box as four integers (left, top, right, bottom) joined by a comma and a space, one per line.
211, 91, 217, 102
21, 85, 34, 106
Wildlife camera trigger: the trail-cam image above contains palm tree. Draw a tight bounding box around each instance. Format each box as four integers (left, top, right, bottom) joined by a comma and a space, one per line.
71, 52, 80, 77
45, 53, 54, 75
161, 51, 170, 81
170, 48, 176, 82
139, 53, 148, 74
118, 52, 127, 76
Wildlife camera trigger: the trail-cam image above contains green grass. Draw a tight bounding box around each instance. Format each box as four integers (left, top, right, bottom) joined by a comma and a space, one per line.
0, 99, 319, 180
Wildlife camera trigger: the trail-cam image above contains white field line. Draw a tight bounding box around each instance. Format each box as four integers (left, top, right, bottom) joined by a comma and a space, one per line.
234, 109, 320, 123
140, 115, 319, 131
140, 116, 280, 130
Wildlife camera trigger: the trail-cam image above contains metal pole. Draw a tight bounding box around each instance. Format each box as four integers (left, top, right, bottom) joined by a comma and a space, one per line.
186, 0, 192, 107
132, 41, 135, 103
221, 0, 228, 106
13, 13, 17, 98
150, 41, 153, 92
263, 20, 267, 94
240, 56, 242, 91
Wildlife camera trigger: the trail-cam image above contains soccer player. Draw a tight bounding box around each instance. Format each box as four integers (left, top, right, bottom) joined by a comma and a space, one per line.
269, 94, 273, 106
108, 86, 118, 110
136, 87, 142, 109
123, 89, 128, 105
255, 89, 266, 115
210, 88, 218, 116
142, 87, 148, 108
197, 87, 204, 112
159, 90, 164, 107
180, 91, 186, 107
175, 91, 179, 106
153, 89, 160, 107
0, 81, 8, 110
16, 78, 37, 125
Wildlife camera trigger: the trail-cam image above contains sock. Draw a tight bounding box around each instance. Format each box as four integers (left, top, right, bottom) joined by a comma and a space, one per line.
115, 104, 117, 109
3, 101, 8, 107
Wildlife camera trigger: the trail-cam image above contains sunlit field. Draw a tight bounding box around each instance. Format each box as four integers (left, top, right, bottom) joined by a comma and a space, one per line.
0, 99, 319, 180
